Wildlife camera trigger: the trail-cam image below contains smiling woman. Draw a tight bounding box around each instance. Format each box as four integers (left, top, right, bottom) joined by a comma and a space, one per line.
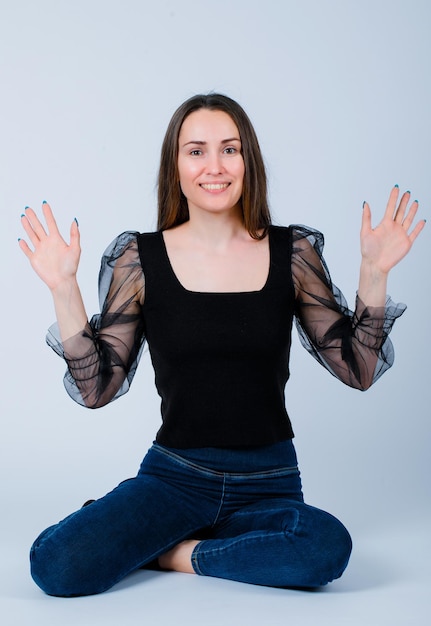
19, 93, 425, 597
177, 109, 245, 220
157, 93, 271, 239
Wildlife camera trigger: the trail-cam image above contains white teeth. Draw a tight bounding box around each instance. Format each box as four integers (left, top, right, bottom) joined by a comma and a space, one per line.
200, 183, 229, 190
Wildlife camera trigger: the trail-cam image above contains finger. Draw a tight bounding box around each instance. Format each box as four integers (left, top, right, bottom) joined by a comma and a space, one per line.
18, 237, 33, 259
384, 185, 400, 220
42, 201, 61, 236
20, 211, 44, 247
408, 218, 427, 245
69, 217, 80, 248
394, 190, 411, 224
401, 199, 419, 231
361, 201, 372, 235
22, 206, 48, 240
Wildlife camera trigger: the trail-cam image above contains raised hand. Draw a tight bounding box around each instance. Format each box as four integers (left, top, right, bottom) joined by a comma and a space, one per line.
360, 186, 426, 276
19, 202, 81, 291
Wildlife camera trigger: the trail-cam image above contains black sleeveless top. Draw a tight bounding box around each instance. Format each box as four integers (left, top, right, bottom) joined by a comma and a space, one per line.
137, 226, 296, 448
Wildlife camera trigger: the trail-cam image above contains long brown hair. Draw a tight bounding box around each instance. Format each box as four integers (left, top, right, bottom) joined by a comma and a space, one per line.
157, 93, 271, 239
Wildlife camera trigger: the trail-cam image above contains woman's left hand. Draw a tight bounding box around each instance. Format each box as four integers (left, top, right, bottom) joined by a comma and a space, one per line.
360, 186, 426, 275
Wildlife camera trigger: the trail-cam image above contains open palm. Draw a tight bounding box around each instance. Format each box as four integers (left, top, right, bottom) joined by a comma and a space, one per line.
360, 187, 425, 275
19, 202, 81, 291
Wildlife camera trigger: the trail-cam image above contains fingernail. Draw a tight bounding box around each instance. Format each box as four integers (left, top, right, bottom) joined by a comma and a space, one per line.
362, 201, 366, 209
74, 217, 79, 226
20, 213, 25, 218
394, 184, 399, 188
42, 200, 47, 204
406, 190, 411, 194
24, 206, 29, 210
18, 237, 21, 242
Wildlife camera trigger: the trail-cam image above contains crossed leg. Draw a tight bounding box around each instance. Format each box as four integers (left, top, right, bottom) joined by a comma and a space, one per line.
30, 473, 213, 597
160, 498, 352, 588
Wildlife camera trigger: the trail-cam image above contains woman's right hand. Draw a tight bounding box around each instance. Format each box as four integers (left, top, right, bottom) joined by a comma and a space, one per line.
19, 202, 81, 292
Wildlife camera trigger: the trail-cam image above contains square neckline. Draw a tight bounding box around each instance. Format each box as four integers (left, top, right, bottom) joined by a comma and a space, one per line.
159, 227, 273, 295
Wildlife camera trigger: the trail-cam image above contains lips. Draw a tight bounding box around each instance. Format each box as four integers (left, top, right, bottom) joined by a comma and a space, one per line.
200, 183, 230, 190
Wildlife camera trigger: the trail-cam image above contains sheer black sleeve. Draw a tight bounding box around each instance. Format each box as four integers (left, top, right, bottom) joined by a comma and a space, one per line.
46, 232, 146, 408
291, 225, 406, 390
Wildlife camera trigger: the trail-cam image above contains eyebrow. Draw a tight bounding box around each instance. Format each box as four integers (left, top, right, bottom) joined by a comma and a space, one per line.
182, 137, 241, 148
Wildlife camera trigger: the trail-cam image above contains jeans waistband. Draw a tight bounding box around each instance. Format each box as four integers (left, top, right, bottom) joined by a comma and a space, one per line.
151, 438, 298, 474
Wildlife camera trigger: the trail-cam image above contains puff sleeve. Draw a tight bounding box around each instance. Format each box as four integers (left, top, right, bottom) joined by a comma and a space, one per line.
46, 232, 146, 407
291, 225, 406, 390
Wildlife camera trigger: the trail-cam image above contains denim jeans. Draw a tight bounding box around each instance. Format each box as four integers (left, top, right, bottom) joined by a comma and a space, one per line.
30, 440, 352, 597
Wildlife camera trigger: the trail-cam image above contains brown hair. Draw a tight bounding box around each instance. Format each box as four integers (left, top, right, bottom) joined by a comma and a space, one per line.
157, 93, 271, 239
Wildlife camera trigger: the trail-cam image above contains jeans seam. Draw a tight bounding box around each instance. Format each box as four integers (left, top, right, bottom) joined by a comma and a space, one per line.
152, 444, 224, 477
211, 474, 226, 527
191, 542, 204, 575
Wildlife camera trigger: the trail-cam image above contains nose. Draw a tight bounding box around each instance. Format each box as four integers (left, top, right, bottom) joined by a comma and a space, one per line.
206, 151, 224, 175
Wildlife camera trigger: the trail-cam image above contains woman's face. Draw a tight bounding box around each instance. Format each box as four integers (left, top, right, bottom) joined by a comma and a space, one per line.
177, 108, 245, 218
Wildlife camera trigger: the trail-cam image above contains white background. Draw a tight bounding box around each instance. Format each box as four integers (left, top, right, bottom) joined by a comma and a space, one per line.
1, 1, 430, 624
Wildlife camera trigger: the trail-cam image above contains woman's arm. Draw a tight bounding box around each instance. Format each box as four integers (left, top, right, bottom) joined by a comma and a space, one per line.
292, 187, 425, 390
19, 203, 146, 408
19, 202, 87, 341
358, 186, 425, 307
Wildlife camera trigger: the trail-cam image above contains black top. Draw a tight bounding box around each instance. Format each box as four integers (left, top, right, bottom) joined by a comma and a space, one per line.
47, 225, 406, 448
137, 226, 295, 447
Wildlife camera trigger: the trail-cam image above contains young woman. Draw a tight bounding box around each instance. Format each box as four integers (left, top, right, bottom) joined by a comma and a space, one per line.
19, 94, 425, 597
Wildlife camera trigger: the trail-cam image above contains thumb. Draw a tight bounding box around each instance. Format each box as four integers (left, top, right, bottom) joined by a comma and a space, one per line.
361, 201, 372, 236
70, 217, 81, 249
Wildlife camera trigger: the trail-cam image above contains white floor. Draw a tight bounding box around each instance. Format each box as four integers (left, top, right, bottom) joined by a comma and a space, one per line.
1, 519, 429, 626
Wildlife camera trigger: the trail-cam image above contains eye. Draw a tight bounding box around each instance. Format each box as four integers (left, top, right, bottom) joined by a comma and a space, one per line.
189, 149, 203, 156
223, 146, 237, 155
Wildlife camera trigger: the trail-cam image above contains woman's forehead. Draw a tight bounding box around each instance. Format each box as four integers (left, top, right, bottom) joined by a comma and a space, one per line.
179, 109, 240, 144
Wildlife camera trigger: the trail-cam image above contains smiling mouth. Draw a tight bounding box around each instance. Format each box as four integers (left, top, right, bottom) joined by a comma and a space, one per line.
200, 183, 230, 190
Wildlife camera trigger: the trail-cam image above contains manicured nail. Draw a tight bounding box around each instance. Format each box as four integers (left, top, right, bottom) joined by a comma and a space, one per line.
24, 206, 29, 210
18, 237, 21, 242
414, 199, 419, 204
406, 190, 411, 195
20, 213, 25, 218
394, 184, 399, 188
42, 200, 47, 204
74, 217, 79, 226
362, 201, 366, 209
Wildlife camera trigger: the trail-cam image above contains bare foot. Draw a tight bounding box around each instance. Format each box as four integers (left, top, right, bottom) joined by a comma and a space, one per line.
158, 539, 200, 574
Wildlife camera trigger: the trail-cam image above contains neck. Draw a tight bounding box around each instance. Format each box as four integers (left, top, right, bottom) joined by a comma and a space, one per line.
184, 207, 248, 249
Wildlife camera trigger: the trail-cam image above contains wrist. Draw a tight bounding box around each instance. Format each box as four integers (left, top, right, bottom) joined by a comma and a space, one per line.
359, 259, 389, 284
358, 260, 388, 308
50, 276, 80, 297
50, 277, 88, 342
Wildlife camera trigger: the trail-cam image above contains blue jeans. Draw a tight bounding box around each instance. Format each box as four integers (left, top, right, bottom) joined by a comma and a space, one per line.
30, 440, 352, 596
